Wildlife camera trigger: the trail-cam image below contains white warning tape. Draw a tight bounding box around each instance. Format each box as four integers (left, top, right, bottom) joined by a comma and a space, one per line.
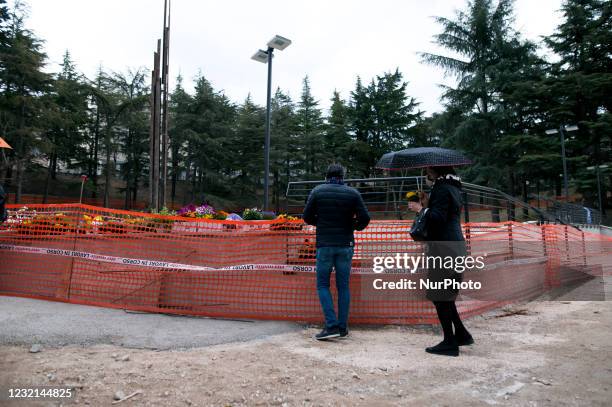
0, 244, 548, 275
0, 244, 372, 273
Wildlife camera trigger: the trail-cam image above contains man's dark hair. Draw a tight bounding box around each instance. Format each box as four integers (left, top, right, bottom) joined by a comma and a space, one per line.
326, 163, 345, 179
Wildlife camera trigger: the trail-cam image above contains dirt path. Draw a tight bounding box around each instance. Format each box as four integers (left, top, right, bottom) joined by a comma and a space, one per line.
1, 300, 611, 406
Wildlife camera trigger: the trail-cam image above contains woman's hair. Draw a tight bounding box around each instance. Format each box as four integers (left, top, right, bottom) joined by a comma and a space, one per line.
429, 166, 456, 178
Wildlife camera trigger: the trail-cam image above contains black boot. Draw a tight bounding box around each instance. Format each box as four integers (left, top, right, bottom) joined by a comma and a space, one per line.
426, 339, 459, 357
430, 302, 460, 356
455, 330, 474, 346
449, 302, 473, 346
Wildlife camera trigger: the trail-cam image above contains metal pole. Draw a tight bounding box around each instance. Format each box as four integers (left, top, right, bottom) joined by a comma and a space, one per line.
596, 165, 603, 213
160, 0, 170, 209
263, 47, 273, 211
559, 126, 569, 201
79, 179, 85, 204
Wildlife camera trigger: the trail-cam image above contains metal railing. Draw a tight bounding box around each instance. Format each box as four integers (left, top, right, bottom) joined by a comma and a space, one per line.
286, 176, 600, 227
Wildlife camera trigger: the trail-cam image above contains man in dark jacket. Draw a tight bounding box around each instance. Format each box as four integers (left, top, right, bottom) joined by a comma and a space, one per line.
303, 164, 370, 340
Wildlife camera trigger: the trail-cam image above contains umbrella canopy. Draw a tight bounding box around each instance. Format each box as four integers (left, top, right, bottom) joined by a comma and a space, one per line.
376, 147, 472, 170
0, 137, 12, 149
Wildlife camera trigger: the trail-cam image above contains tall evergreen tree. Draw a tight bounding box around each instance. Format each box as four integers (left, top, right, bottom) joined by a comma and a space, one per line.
41, 50, 90, 202
0, 0, 51, 202
233, 94, 264, 198
421, 0, 546, 193
270, 88, 296, 212
168, 73, 193, 204
346, 70, 421, 177
108, 68, 149, 209
326, 90, 351, 165
295, 76, 326, 180
543, 0, 611, 208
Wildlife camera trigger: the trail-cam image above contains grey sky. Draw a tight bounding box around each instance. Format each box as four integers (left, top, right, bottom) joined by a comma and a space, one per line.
24, 0, 564, 115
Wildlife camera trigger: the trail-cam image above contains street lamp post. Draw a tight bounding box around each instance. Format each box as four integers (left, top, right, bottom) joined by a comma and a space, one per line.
546, 124, 578, 202
587, 164, 608, 216
251, 35, 291, 211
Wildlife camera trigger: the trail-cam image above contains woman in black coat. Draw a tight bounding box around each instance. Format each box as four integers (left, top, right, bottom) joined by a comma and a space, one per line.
408, 166, 473, 356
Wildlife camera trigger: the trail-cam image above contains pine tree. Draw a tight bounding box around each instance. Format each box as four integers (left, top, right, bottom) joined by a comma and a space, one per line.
168, 73, 193, 204
41, 50, 90, 202
233, 95, 264, 198
107, 69, 149, 209
421, 0, 546, 192
0, 1, 51, 202
270, 88, 296, 212
346, 70, 421, 177
326, 90, 351, 166
295, 76, 326, 180
543, 0, 612, 209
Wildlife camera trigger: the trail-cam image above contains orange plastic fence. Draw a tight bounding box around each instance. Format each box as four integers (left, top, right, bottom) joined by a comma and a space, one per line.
1, 204, 610, 324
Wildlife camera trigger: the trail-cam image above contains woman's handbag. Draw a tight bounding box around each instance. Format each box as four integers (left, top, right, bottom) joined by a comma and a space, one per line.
409, 208, 429, 241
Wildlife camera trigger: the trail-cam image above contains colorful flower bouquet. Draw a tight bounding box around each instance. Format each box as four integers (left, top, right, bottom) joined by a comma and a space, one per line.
176, 204, 228, 220
98, 218, 128, 234
14, 212, 78, 235
271, 213, 303, 231
173, 203, 303, 231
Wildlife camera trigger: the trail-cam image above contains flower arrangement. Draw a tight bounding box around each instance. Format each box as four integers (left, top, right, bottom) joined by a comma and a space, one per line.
158, 207, 177, 216
271, 213, 303, 231
15, 212, 78, 235
196, 204, 215, 217
176, 204, 221, 219
276, 214, 298, 221
82, 214, 104, 233
213, 210, 229, 220
242, 207, 263, 220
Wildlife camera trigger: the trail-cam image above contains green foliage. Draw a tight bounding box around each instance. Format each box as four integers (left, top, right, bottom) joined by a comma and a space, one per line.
0, 0, 609, 214
242, 207, 263, 220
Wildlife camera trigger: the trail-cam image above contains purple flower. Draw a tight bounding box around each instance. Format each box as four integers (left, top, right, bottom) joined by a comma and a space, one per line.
196, 204, 216, 215
177, 204, 197, 215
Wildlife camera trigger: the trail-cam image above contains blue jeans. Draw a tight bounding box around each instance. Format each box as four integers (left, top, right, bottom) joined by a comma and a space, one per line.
316, 246, 354, 330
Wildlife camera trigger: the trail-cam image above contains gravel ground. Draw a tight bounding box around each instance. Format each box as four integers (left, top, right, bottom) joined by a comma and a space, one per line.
0, 298, 611, 406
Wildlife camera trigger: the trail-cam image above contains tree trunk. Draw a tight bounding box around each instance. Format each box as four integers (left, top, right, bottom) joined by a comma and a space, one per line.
92, 106, 101, 198
190, 164, 196, 203
51, 152, 58, 180
15, 92, 26, 204
15, 159, 23, 204
133, 175, 138, 208
274, 169, 280, 214
43, 155, 53, 204
171, 144, 178, 205
103, 125, 112, 208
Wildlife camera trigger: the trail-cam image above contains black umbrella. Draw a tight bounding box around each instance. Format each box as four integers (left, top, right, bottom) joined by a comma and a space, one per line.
375, 147, 472, 170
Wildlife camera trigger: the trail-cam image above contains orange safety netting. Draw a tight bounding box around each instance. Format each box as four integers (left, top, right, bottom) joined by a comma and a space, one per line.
1, 204, 610, 324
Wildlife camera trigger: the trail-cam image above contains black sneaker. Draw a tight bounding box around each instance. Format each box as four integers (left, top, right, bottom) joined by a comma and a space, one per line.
425, 340, 459, 357
455, 332, 474, 346
315, 327, 340, 341
339, 328, 349, 338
